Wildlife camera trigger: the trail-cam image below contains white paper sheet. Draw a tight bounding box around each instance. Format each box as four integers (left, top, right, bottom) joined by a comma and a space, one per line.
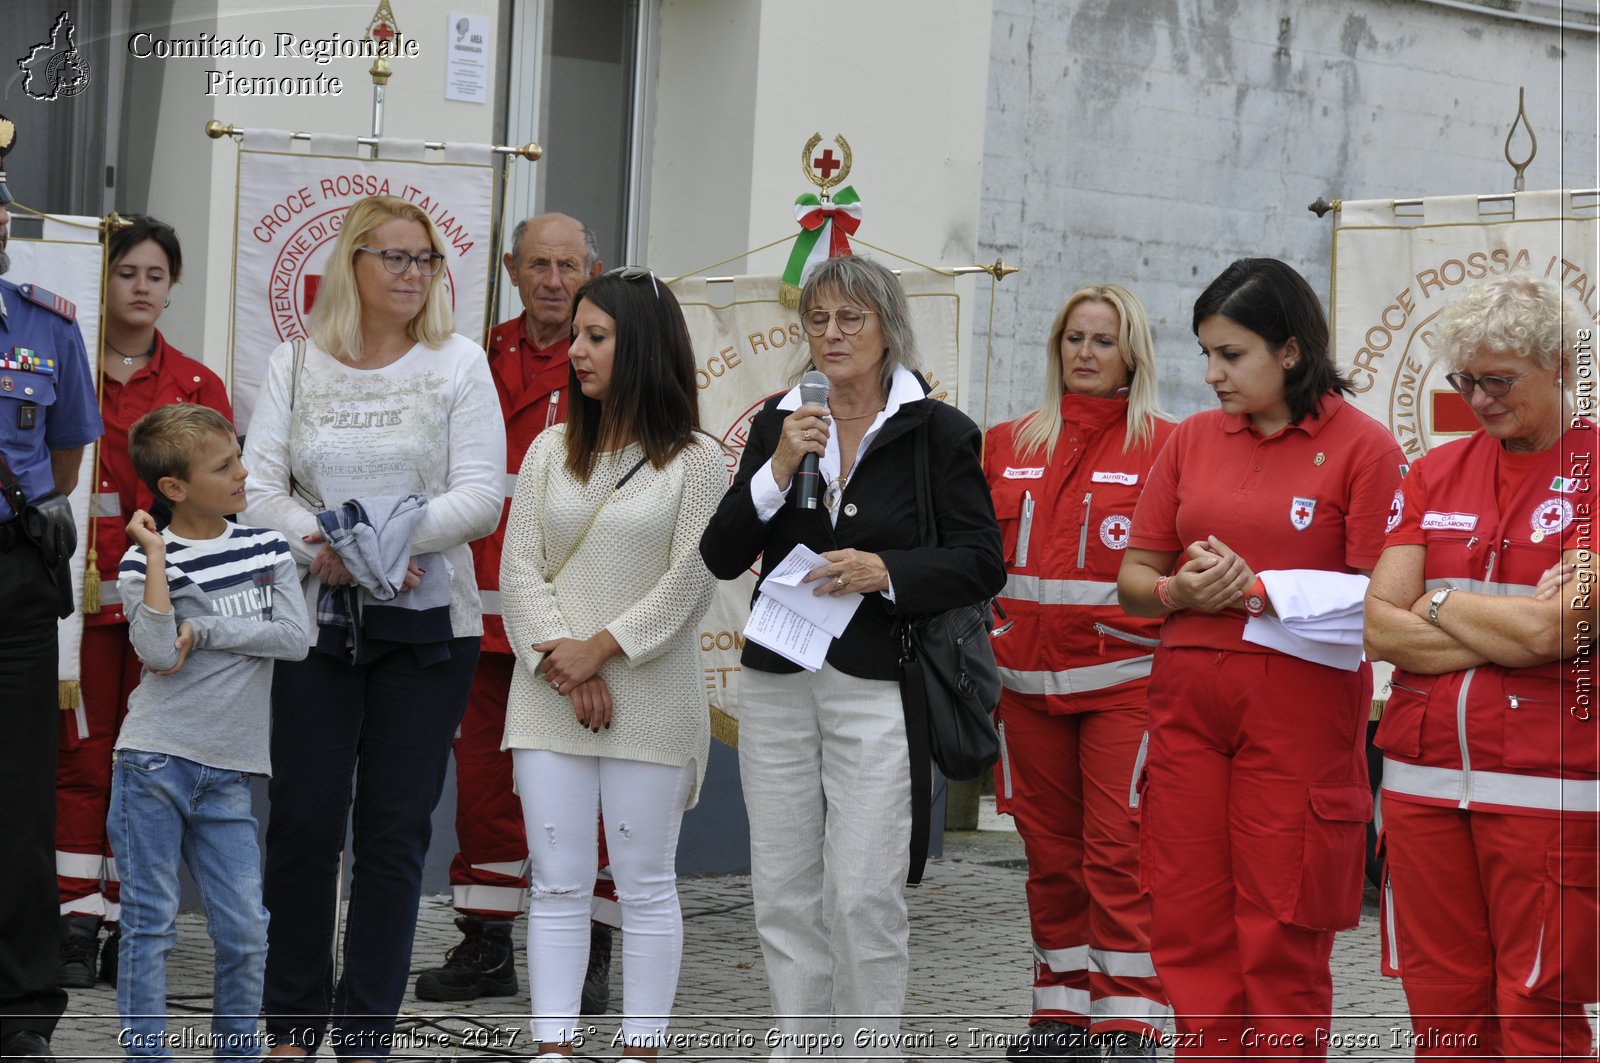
743, 595, 832, 671
740, 545, 867, 670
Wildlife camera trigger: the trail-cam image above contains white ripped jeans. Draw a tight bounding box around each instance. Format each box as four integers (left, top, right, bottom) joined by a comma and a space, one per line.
512, 749, 693, 1048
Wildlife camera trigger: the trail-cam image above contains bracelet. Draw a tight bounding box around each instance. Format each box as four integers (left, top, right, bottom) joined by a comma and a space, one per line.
1154, 575, 1179, 612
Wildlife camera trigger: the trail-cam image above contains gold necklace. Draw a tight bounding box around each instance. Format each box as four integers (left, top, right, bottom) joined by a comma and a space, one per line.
831, 406, 884, 422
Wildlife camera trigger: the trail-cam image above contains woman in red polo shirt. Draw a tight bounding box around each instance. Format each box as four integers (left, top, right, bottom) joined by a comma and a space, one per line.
1117, 258, 1403, 1057
55, 215, 231, 988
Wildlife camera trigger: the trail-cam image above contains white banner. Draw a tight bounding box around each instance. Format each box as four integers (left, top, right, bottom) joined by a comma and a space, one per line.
671, 270, 961, 743
1335, 189, 1599, 462
229, 137, 497, 434
9, 216, 105, 707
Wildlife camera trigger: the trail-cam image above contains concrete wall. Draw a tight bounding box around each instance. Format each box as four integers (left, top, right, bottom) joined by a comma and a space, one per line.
647, 0, 995, 283
974, 0, 1599, 424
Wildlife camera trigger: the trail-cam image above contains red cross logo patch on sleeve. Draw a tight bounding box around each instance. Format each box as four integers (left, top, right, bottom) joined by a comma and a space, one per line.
1099, 514, 1132, 550
1385, 489, 1404, 533
1290, 496, 1317, 531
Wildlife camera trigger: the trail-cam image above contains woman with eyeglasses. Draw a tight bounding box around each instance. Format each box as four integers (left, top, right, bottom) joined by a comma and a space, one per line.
1116, 258, 1404, 1056
1362, 273, 1598, 1058
699, 255, 1004, 1059
984, 285, 1174, 1061
54, 214, 233, 989
241, 194, 505, 1058
498, 266, 724, 1060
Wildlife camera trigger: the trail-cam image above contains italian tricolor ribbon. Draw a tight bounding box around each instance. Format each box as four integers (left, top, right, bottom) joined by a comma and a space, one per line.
780, 186, 863, 306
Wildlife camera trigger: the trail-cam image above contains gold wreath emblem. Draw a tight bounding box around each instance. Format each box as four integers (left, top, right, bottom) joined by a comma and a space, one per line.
801, 133, 852, 196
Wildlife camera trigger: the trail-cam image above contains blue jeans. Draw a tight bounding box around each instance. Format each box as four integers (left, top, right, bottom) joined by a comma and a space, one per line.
106, 750, 268, 1061
261, 638, 478, 1058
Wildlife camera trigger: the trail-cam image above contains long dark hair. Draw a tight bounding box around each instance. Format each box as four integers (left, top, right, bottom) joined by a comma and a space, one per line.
564, 270, 702, 481
1192, 258, 1351, 424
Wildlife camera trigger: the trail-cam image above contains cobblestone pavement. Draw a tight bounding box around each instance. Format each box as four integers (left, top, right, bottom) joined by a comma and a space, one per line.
46, 803, 1581, 1060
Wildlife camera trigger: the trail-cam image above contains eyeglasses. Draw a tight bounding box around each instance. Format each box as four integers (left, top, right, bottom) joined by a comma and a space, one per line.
1444, 369, 1529, 399
802, 307, 877, 337
607, 265, 659, 299
357, 246, 445, 277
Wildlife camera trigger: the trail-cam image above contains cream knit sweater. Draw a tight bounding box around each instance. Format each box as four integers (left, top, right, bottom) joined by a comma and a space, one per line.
500, 427, 725, 806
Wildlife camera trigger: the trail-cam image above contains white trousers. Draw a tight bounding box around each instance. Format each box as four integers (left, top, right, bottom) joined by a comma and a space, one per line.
511, 749, 693, 1048
739, 663, 913, 1060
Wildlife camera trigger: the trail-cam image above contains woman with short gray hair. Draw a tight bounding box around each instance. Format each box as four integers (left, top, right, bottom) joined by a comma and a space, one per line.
700, 255, 1004, 1058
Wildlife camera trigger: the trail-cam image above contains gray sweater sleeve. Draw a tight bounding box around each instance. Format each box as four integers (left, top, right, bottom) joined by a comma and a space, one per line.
186, 553, 310, 661
121, 569, 183, 673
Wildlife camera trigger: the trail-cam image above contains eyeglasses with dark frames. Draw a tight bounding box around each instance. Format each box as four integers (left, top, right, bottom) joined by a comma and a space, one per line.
607, 265, 660, 299
802, 307, 878, 337
1444, 369, 1529, 399
357, 246, 446, 277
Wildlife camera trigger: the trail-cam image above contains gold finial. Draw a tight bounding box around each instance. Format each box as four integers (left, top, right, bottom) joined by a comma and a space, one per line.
978, 257, 1019, 280
366, 0, 400, 84
801, 133, 852, 201
514, 142, 543, 161
203, 119, 236, 140
1504, 87, 1536, 193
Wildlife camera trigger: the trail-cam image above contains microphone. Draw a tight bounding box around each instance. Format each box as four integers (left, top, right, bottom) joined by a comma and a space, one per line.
795, 369, 830, 510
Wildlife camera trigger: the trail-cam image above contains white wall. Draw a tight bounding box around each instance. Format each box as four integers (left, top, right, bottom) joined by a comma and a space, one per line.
647, 0, 994, 283
975, 0, 1600, 424
132, 0, 503, 383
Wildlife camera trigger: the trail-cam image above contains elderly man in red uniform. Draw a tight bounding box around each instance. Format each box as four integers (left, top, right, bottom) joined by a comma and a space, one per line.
412, 213, 615, 1009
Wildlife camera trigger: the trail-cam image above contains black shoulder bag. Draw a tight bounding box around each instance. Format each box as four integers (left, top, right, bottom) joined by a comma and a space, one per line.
898, 419, 1002, 882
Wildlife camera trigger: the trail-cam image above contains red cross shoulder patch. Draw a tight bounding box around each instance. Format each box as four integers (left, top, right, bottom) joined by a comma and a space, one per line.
1290, 496, 1317, 531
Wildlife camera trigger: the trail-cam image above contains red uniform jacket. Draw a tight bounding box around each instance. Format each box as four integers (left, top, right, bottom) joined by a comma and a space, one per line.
984, 394, 1175, 713
88, 332, 232, 626
473, 315, 571, 655
1378, 422, 1599, 817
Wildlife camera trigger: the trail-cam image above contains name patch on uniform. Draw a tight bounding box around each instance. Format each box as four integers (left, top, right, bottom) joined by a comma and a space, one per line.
1420, 511, 1478, 532
1003, 466, 1045, 479
1091, 471, 1138, 485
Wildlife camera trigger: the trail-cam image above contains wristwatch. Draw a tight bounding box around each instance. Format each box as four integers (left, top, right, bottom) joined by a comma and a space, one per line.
1244, 576, 1268, 617
1427, 586, 1455, 626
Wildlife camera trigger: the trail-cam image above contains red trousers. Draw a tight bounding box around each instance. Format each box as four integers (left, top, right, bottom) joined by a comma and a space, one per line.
1142, 649, 1370, 1058
449, 651, 615, 923
56, 623, 140, 920
1382, 798, 1599, 1059
996, 695, 1168, 1037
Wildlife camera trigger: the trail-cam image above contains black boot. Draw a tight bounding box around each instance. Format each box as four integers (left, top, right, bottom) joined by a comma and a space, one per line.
56, 915, 99, 990
98, 926, 120, 986
579, 920, 612, 1015
414, 916, 518, 1002
1007, 1019, 1098, 1060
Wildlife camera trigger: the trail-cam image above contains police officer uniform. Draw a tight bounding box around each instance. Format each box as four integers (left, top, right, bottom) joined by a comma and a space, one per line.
0, 276, 103, 1049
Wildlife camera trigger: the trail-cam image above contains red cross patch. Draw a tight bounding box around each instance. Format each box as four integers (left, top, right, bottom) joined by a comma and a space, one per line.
1530, 496, 1574, 538
1099, 514, 1132, 550
1290, 496, 1316, 531
1385, 489, 1404, 533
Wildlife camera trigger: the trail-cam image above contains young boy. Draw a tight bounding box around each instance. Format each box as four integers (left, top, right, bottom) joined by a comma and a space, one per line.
108, 404, 308, 1059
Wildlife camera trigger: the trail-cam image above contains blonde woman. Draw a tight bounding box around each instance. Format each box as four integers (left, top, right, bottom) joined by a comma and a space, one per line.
986, 285, 1174, 1060
241, 195, 505, 1057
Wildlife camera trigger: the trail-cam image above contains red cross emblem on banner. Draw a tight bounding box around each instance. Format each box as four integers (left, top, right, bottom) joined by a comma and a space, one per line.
1290, 496, 1317, 531
812, 148, 841, 180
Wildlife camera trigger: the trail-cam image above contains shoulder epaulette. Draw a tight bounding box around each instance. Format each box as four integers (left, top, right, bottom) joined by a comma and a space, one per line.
18, 284, 76, 322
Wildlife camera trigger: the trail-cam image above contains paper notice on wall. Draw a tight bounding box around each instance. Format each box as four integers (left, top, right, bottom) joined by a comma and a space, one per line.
444, 13, 489, 103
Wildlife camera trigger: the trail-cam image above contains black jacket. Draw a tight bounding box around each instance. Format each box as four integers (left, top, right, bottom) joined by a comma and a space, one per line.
700, 387, 1004, 680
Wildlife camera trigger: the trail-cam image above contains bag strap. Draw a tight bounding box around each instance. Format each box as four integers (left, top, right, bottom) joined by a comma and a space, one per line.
547, 454, 649, 582
902, 417, 935, 886
287, 340, 325, 511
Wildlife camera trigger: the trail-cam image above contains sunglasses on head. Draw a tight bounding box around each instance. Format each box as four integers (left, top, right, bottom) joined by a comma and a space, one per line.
1444, 369, 1529, 399
607, 265, 659, 299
